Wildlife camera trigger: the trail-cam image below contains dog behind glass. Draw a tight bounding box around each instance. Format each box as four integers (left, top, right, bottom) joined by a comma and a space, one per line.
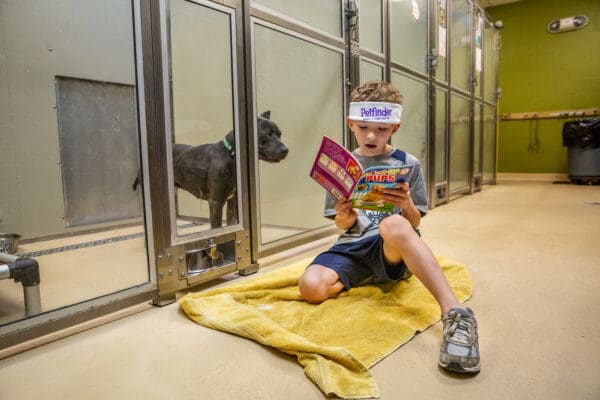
133, 111, 288, 228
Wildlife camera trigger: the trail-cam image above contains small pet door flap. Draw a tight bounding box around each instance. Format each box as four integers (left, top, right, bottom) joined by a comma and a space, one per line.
55, 76, 141, 227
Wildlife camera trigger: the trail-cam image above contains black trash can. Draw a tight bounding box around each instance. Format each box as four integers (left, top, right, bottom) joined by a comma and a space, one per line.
562, 118, 600, 184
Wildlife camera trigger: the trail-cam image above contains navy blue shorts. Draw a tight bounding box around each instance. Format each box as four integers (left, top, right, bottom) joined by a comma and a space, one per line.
310, 234, 409, 290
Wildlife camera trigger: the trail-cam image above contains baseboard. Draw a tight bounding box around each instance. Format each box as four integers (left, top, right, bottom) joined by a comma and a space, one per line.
0, 301, 152, 360
497, 173, 569, 182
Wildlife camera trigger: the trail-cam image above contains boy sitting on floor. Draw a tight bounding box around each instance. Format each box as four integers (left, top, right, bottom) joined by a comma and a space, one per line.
299, 80, 480, 373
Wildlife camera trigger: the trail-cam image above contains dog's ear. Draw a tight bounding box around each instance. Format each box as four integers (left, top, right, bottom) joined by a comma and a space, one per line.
260, 110, 271, 120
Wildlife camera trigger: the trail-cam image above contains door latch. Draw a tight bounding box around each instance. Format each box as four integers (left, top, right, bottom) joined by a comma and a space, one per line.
346, 0, 358, 28
429, 48, 439, 69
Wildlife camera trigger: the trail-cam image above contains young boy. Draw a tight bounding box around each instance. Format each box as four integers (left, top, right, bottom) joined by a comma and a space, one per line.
299, 80, 480, 373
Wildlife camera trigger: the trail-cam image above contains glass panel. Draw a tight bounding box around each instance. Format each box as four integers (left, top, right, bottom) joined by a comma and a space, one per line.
360, 59, 384, 82
0, 0, 149, 325
435, 88, 448, 183
473, 10, 483, 98
483, 19, 496, 103
449, 94, 471, 193
254, 25, 344, 245
482, 105, 496, 182
390, 71, 428, 177
390, 0, 428, 74
359, 0, 383, 53
169, 0, 238, 234
450, 0, 471, 91
473, 101, 482, 176
253, 0, 342, 37
435, 0, 448, 82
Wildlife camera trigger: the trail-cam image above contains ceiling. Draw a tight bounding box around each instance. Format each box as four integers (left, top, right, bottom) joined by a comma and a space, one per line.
477, 0, 522, 8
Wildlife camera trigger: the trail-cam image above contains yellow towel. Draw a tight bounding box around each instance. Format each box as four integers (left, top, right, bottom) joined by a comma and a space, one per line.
179, 255, 472, 399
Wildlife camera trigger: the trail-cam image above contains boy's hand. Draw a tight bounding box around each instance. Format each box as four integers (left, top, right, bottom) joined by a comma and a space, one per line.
334, 199, 358, 230
381, 183, 421, 228
381, 182, 413, 209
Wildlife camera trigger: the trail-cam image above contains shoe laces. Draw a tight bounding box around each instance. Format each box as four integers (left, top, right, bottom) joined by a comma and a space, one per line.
443, 310, 476, 346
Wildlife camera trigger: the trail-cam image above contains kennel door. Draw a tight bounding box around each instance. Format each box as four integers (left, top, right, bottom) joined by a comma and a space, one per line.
166, 0, 242, 238
151, 0, 254, 303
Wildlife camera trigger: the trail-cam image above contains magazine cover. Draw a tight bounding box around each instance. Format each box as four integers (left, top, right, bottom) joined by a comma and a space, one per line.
309, 136, 413, 211
349, 165, 413, 212
309, 136, 362, 201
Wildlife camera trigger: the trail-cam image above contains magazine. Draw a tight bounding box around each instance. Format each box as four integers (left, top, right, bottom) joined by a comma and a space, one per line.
309, 136, 413, 212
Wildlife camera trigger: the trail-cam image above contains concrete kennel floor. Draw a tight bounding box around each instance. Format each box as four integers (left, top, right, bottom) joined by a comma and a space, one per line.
0, 179, 599, 400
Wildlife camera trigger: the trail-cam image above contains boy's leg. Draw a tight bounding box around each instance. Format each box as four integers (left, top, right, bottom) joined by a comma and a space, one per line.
298, 265, 344, 304
379, 215, 461, 313
379, 215, 481, 373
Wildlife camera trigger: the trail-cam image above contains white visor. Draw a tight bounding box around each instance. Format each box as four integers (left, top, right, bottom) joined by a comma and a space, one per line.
348, 102, 402, 124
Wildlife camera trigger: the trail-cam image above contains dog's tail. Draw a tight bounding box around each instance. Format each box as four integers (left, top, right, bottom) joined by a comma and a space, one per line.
132, 171, 141, 191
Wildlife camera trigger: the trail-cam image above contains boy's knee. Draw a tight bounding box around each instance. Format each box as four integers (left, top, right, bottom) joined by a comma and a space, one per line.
299, 273, 324, 304
379, 214, 413, 241
298, 267, 335, 304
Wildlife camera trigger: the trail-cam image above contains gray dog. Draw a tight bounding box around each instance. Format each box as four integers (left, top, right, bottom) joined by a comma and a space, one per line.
134, 111, 288, 228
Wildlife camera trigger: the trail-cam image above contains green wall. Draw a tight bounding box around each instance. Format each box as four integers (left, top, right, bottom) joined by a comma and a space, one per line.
488, 0, 600, 173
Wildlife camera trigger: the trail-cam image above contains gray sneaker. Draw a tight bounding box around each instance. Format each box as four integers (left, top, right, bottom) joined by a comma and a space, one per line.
439, 307, 481, 373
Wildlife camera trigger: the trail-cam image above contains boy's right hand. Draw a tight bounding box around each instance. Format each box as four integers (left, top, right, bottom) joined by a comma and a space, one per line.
334, 199, 358, 230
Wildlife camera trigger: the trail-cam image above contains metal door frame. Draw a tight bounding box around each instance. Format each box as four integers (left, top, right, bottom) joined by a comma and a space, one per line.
247, 1, 349, 259
428, 0, 449, 207
147, 0, 256, 305
471, 3, 484, 193
481, 13, 500, 186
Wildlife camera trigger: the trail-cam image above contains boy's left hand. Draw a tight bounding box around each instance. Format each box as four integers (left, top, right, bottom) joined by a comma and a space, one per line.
381, 182, 413, 210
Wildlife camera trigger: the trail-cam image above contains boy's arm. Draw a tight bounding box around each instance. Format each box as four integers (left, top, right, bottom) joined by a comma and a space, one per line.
399, 197, 421, 228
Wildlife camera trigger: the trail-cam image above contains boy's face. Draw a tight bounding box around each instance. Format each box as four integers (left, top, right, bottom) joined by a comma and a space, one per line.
347, 118, 400, 157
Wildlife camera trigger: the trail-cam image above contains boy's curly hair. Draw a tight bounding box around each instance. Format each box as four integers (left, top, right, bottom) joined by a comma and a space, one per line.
349, 80, 403, 104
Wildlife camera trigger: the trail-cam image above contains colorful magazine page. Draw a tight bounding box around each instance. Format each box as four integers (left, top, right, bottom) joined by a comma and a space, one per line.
309, 136, 362, 201
349, 165, 414, 212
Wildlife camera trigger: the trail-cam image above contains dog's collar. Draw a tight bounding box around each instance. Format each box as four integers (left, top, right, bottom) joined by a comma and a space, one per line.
222, 138, 235, 158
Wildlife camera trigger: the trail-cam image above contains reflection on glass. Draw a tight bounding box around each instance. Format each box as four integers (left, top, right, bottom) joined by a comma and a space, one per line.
473, 10, 483, 98
0, 0, 149, 326
253, 0, 342, 37
360, 59, 384, 82
482, 105, 496, 182
435, 89, 448, 183
451, 0, 471, 91
483, 20, 497, 103
449, 94, 471, 193
254, 25, 344, 245
390, 72, 428, 177
359, 0, 383, 53
390, 0, 428, 74
169, 0, 238, 235
435, 0, 448, 82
